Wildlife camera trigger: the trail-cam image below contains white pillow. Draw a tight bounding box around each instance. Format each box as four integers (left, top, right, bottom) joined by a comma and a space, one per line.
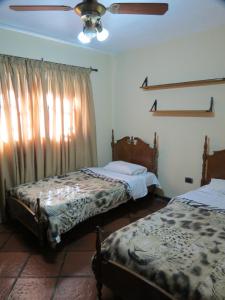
208, 178, 225, 194
103, 161, 147, 175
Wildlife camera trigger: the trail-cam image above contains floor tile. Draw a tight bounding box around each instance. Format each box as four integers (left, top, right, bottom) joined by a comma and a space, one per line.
129, 207, 151, 219
8, 278, 56, 300
0, 252, 29, 276
101, 286, 116, 300
21, 252, 65, 277
103, 217, 130, 232
53, 277, 96, 300
61, 252, 93, 276
101, 230, 112, 240
129, 196, 154, 210
1, 232, 38, 252
148, 198, 168, 212
0, 223, 14, 233
66, 233, 96, 252
0, 233, 11, 248
0, 278, 16, 299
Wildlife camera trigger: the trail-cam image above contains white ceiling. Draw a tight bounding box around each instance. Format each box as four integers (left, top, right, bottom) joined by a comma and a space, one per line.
0, 0, 225, 53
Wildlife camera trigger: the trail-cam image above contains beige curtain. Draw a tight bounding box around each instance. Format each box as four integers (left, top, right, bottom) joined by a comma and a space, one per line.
0, 55, 97, 221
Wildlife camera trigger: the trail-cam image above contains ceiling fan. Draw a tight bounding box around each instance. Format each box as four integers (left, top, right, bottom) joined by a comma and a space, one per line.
9, 1, 169, 44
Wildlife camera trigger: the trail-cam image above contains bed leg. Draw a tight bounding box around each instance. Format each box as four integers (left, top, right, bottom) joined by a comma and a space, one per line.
153, 131, 157, 150
112, 129, 115, 161
153, 132, 158, 177
201, 135, 208, 186
38, 235, 44, 248
93, 226, 103, 300
36, 198, 45, 247
4, 179, 11, 221
96, 281, 103, 300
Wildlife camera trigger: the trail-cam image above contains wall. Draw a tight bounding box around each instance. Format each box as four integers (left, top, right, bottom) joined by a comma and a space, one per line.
0, 27, 113, 167
112, 25, 225, 197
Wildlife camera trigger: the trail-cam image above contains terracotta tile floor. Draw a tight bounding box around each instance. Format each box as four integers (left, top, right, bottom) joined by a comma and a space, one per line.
0, 196, 167, 300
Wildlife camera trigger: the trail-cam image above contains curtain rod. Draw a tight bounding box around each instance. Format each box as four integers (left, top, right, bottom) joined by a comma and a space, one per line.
0, 53, 98, 72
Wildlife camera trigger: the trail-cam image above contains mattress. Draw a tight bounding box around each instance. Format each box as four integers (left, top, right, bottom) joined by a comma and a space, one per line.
9, 169, 130, 245
102, 189, 225, 299
9, 167, 159, 245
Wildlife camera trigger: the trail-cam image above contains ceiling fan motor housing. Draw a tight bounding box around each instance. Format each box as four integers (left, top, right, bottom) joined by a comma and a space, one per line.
74, 0, 106, 17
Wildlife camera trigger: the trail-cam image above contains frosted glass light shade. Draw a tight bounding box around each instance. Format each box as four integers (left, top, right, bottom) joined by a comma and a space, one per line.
78, 32, 91, 44
97, 28, 109, 41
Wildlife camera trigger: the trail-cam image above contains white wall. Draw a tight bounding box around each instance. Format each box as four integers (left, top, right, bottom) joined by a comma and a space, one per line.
0, 27, 113, 166
112, 25, 225, 197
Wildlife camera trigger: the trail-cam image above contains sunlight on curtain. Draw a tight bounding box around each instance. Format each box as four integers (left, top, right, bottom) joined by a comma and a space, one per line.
0, 93, 77, 144
0, 55, 97, 221
0, 91, 32, 143
38, 93, 75, 142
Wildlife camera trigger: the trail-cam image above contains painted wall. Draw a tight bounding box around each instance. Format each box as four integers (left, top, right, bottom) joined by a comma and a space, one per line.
0, 27, 113, 167
112, 25, 225, 197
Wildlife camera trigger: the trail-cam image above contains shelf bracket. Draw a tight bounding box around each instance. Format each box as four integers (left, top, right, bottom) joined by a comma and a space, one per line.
206, 97, 214, 112
141, 76, 148, 88
150, 100, 157, 112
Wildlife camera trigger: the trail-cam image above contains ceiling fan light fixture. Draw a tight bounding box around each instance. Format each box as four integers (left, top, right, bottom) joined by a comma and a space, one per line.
83, 26, 97, 39
96, 27, 109, 41
78, 14, 108, 43
78, 31, 91, 43
83, 17, 98, 38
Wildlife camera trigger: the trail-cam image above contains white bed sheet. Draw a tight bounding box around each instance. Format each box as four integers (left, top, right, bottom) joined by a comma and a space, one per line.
88, 167, 160, 200
177, 185, 225, 210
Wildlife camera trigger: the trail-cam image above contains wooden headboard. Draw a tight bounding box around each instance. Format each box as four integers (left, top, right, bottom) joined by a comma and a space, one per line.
201, 136, 225, 185
111, 130, 158, 175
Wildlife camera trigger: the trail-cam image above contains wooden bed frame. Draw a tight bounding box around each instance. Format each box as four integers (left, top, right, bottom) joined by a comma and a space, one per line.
201, 136, 225, 185
111, 130, 158, 196
111, 130, 157, 175
93, 135, 225, 300
6, 130, 158, 247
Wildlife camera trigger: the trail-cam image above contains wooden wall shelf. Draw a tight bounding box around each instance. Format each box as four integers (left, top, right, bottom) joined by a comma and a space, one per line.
152, 110, 214, 117
150, 98, 214, 117
141, 77, 225, 91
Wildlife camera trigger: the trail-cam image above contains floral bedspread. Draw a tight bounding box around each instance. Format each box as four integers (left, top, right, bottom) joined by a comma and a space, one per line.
9, 169, 131, 245
102, 198, 225, 300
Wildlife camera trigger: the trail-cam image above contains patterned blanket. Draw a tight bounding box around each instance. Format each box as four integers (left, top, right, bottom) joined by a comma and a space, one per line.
102, 198, 225, 300
10, 169, 130, 245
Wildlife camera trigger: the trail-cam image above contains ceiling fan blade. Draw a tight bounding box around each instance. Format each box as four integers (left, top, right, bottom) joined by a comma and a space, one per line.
9, 5, 73, 11
108, 3, 168, 15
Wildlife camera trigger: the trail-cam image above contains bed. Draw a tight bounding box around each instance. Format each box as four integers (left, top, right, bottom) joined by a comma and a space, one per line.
6, 130, 158, 247
92, 136, 225, 300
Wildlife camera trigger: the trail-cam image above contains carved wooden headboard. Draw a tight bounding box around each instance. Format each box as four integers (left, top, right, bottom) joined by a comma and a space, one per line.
201, 136, 225, 185
111, 130, 158, 175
